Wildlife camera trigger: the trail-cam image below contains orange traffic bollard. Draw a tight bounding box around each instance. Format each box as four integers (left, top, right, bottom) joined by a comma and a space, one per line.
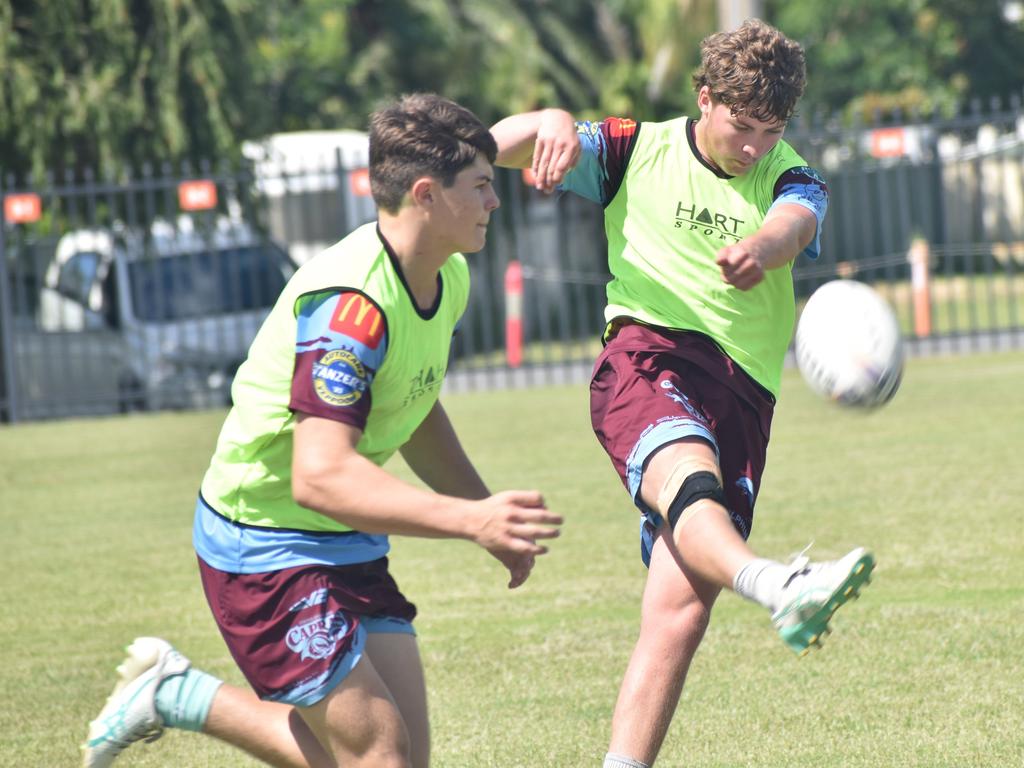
908, 238, 931, 338
505, 260, 523, 368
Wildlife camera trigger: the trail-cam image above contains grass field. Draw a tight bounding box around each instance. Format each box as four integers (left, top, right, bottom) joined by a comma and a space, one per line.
1, 351, 1023, 767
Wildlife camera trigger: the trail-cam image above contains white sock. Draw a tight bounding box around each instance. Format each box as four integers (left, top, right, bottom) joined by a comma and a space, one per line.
603, 753, 650, 768
733, 557, 789, 612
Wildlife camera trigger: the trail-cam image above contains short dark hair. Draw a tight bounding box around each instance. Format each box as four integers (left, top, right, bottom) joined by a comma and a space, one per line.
692, 19, 806, 123
368, 93, 497, 213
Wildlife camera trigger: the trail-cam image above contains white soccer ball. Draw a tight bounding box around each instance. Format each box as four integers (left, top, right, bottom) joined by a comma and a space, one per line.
794, 279, 905, 408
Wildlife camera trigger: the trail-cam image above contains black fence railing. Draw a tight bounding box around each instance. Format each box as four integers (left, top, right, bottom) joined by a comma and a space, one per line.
2, 103, 1023, 422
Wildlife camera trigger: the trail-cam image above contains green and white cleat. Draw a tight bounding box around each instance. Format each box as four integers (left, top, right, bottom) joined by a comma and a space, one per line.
772, 547, 875, 656
82, 637, 190, 767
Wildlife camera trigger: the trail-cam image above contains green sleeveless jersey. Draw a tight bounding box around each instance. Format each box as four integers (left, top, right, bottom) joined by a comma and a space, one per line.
200, 222, 470, 532
603, 117, 809, 396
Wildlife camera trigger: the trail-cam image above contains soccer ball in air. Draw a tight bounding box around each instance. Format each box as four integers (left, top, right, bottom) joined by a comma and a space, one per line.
794, 280, 905, 408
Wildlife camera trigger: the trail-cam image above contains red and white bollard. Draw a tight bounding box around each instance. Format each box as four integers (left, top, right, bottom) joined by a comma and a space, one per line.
908, 238, 931, 338
505, 260, 523, 368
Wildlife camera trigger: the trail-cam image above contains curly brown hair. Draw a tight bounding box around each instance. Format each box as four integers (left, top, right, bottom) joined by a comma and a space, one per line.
691, 19, 806, 123
369, 93, 497, 213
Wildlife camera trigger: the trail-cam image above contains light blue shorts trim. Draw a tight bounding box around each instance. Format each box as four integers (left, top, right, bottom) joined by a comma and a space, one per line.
274, 615, 415, 708
625, 417, 719, 523
362, 616, 416, 636
273, 621, 368, 708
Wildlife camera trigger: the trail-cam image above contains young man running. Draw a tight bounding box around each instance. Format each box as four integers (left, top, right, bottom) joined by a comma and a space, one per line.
83, 93, 562, 768
491, 19, 874, 768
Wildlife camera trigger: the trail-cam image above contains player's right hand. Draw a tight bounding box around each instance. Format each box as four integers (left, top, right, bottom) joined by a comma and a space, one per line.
715, 240, 767, 290
472, 490, 562, 588
531, 109, 580, 193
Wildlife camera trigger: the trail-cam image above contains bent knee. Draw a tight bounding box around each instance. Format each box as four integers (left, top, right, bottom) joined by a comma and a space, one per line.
347, 749, 412, 768
334, 735, 412, 768
350, 721, 413, 768
672, 599, 712, 637
315, 695, 414, 768
643, 597, 712, 646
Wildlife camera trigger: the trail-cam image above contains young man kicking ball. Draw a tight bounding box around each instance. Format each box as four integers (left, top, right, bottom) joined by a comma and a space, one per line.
491, 19, 874, 768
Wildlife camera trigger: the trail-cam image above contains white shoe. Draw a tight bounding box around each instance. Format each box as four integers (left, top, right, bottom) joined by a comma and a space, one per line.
772, 547, 875, 656
82, 637, 190, 767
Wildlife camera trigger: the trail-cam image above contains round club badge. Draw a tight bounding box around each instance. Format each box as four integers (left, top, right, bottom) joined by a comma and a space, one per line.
312, 349, 368, 407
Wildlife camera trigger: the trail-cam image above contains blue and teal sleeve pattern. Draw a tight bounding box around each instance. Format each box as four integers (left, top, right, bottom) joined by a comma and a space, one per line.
770, 166, 829, 260
560, 118, 640, 205
289, 290, 389, 428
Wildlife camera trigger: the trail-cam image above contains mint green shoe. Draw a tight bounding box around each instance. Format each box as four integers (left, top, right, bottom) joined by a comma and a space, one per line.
82, 638, 190, 767
772, 547, 875, 656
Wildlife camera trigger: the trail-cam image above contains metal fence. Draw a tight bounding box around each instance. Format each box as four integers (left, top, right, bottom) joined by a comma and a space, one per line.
787, 97, 1024, 356
2, 102, 1023, 422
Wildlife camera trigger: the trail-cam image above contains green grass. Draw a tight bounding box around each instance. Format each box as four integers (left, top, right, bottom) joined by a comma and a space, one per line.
2, 352, 1023, 767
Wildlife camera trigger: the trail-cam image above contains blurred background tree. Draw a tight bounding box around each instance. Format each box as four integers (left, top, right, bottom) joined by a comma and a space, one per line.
0, 0, 257, 179
767, 0, 1024, 121
0, 0, 1022, 178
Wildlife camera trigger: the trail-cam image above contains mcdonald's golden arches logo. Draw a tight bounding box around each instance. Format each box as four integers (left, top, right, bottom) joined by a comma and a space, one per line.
329, 292, 386, 349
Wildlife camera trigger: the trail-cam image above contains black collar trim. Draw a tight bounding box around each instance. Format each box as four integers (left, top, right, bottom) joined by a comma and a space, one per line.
376, 225, 443, 320
686, 118, 734, 180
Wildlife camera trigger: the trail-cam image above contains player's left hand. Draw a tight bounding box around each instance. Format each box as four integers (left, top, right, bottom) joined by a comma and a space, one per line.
716, 242, 766, 291
470, 490, 562, 589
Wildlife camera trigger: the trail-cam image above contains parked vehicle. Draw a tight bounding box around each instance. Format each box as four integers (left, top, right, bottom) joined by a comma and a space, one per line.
31, 217, 295, 412
242, 130, 376, 264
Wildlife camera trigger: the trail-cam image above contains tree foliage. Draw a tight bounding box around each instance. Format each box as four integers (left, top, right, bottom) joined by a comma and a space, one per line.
0, 0, 1021, 179
0, 0, 259, 180
766, 0, 1024, 120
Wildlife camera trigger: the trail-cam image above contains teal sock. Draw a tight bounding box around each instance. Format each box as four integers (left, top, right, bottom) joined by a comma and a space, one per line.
154, 667, 223, 732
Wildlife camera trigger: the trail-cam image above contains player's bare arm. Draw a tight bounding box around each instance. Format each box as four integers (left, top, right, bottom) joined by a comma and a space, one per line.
715, 202, 817, 291
399, 400, 554, 588
293, 412, 562, 587
491, 108, 580, 193
399, 400, 489, 499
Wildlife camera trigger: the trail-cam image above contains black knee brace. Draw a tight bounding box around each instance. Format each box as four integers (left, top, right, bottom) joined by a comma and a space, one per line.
666, 471, 727, 529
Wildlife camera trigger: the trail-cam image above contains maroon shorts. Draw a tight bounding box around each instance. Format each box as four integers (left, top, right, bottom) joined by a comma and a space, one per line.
198, 556, 417, 706
590, 323, 775, 563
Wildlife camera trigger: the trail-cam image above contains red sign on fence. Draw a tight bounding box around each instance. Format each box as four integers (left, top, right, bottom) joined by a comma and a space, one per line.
4, 193, 42, 223
349, 168, 372, 197
870, 127, 906, 158
178, 179, 218, 211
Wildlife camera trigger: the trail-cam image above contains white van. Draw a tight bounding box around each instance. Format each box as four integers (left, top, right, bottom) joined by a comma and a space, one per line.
242, 130, 377, 264
33, 217, 294, 411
